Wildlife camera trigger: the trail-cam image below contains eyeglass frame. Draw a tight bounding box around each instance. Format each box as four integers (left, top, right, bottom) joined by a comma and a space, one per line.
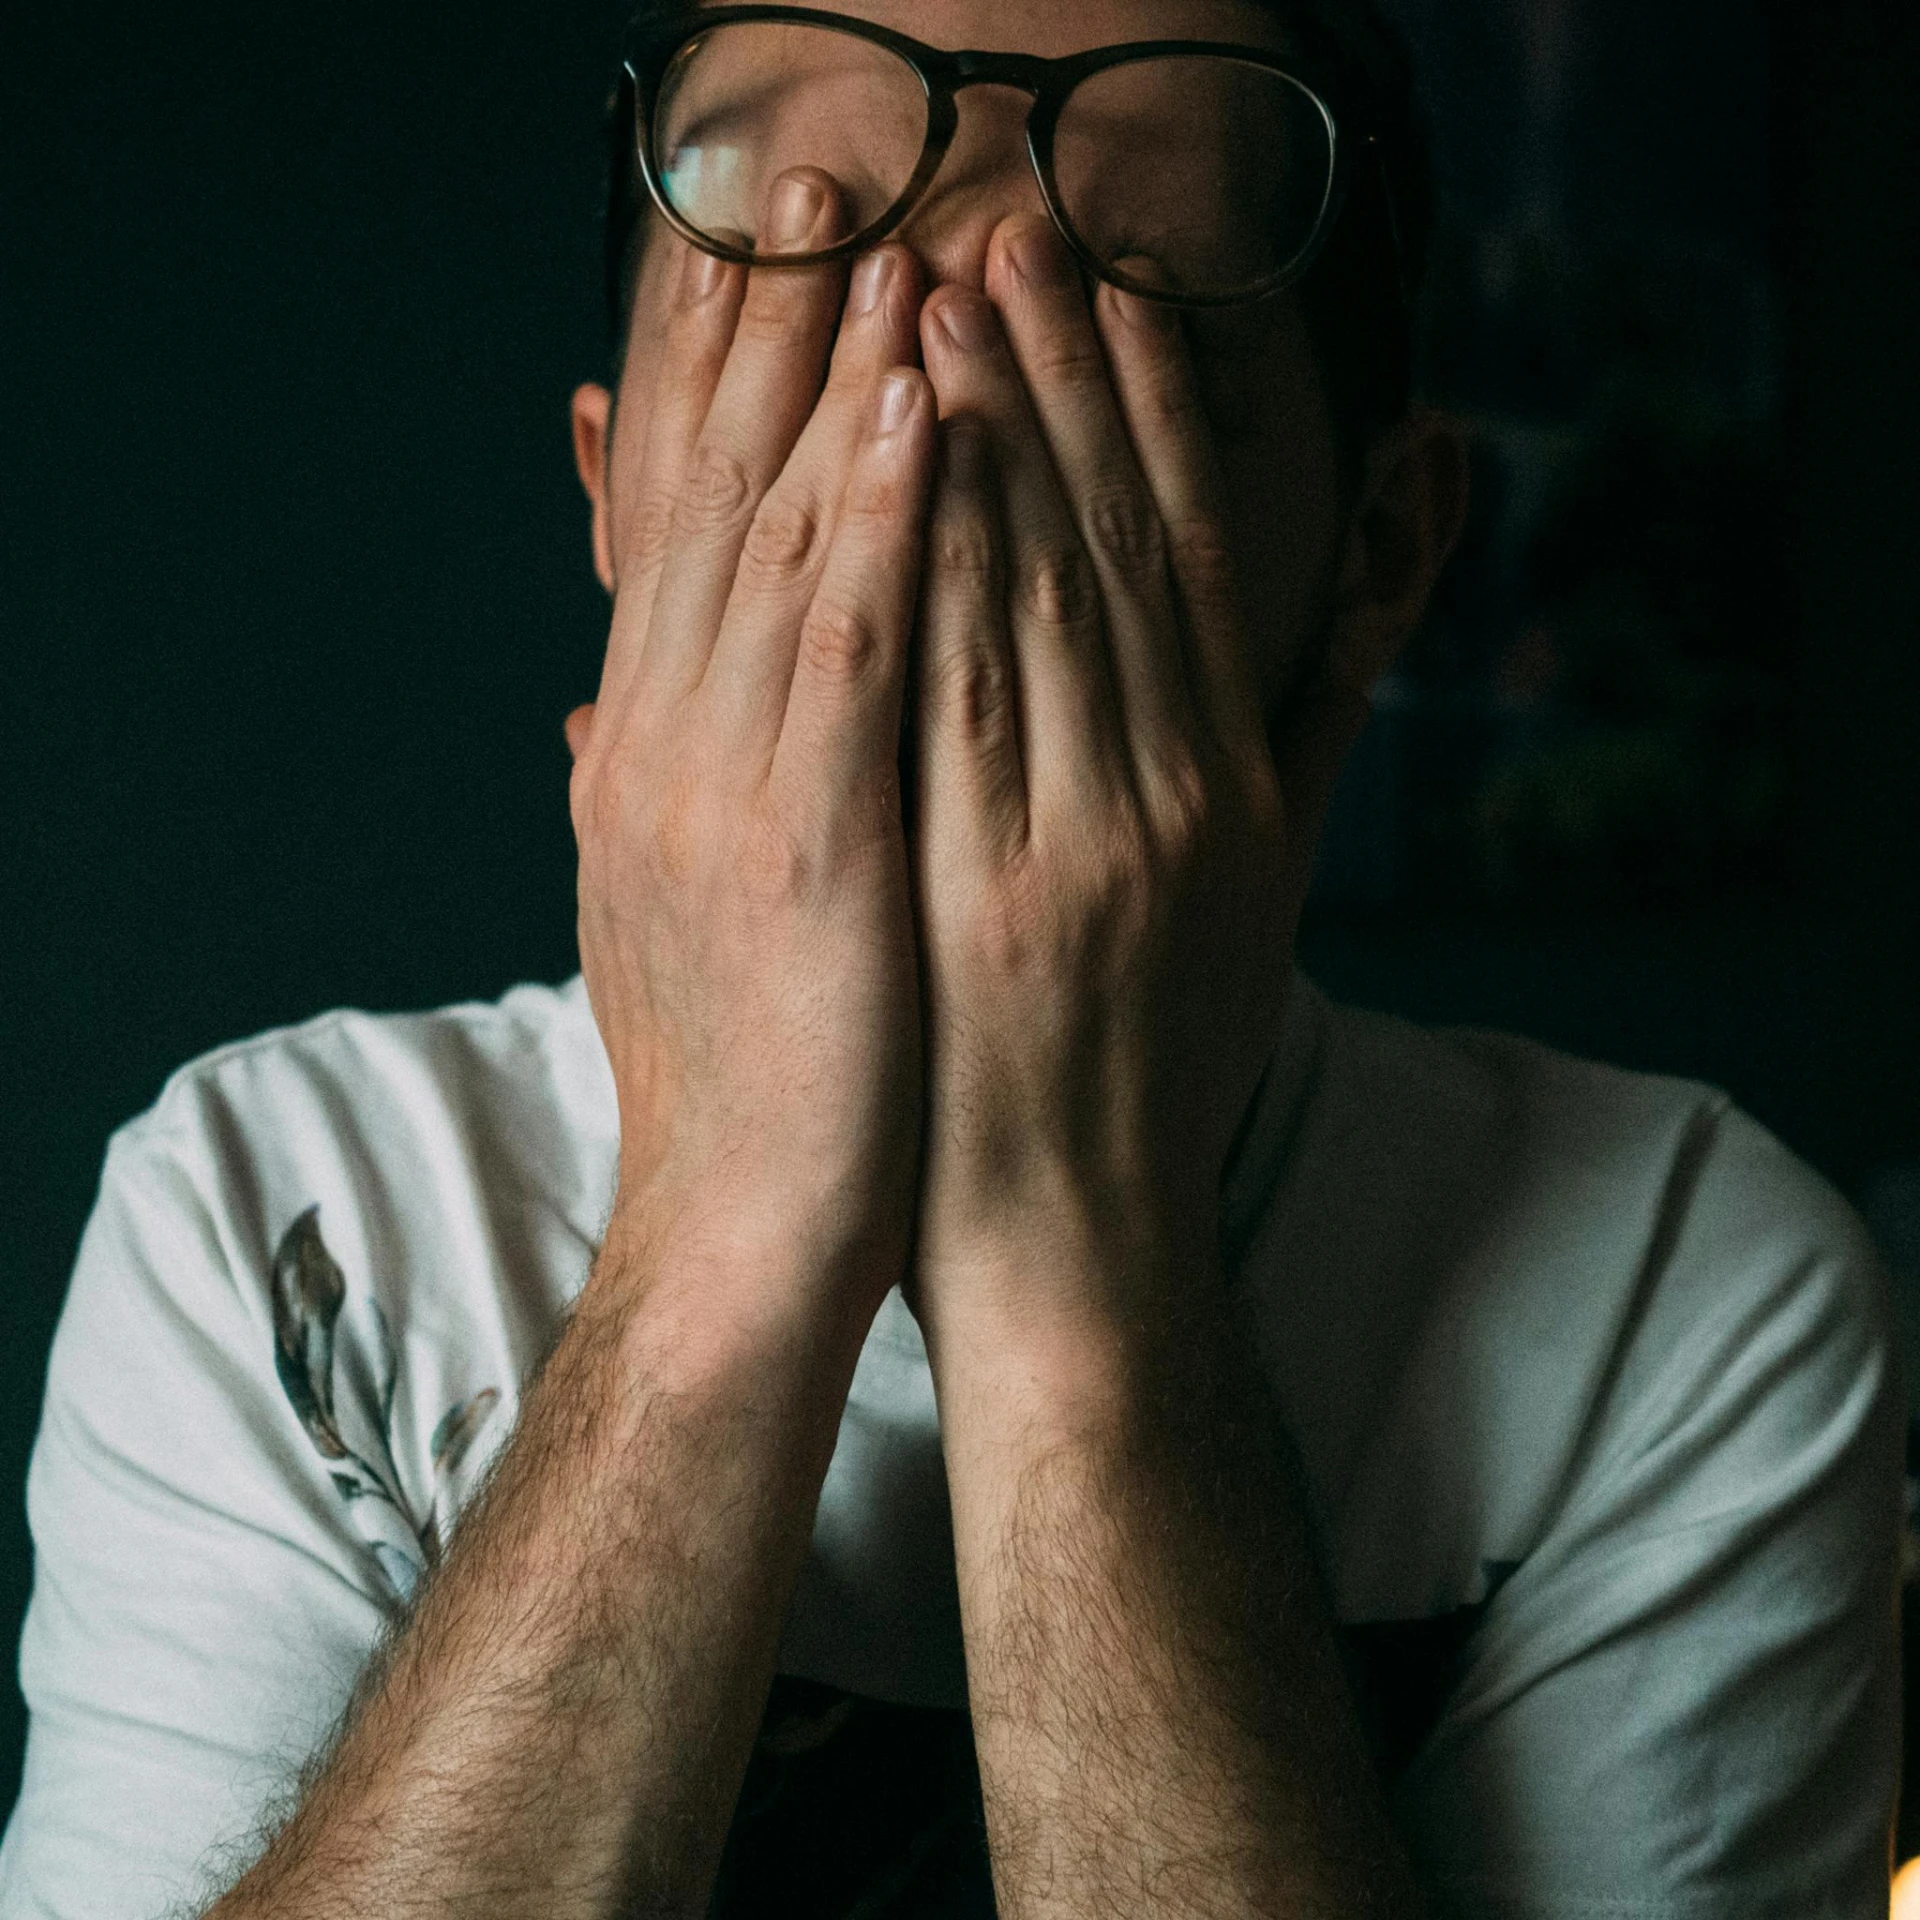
605, 2, 1397, 328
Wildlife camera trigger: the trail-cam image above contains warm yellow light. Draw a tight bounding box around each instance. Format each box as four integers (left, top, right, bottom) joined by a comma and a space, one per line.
1892, 1857, 1920, 1919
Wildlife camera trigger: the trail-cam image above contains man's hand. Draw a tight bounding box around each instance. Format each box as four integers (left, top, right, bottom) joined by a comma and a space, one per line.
907, 215, 1418, 1919
910, 213, 1364, 1343
573, 172, 937, 1340
209, 186, 942, 1920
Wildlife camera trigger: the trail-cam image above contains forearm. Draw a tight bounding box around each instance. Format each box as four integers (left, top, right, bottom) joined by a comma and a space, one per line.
211, 1218, 867, 1920
926, 1245, 1424, 1920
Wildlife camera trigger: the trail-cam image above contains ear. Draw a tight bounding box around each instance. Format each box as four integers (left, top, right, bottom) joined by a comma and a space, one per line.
571, 382, 617, 596
1322, 408, 1470, 695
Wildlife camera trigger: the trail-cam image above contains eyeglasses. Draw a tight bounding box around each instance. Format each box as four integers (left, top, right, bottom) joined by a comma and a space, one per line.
607, 4, 1381, 317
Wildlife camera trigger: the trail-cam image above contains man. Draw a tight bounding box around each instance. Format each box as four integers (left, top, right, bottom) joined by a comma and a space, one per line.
0, 0, 1899, 1914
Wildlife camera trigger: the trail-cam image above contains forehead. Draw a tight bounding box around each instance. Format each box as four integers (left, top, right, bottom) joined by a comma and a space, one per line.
694, 0, 1291, 59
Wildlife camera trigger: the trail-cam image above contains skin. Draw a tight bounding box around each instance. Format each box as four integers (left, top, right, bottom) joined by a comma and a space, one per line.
207, 1, 1466, 1914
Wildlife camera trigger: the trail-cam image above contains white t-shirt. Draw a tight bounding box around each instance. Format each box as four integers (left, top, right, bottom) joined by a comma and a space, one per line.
0, 974, 1900, 1919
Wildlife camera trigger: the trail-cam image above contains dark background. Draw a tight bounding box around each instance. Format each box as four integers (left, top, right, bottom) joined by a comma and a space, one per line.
2, 0, 1916, 1826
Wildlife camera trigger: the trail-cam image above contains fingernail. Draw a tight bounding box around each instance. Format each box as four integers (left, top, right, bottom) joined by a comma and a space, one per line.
877, 371, 919, 436
768, 173, 825, 248
1008, 221, 1074, 291
684, 246, 727, 302
851, 250, 894, 318
936, 291, 1000, 354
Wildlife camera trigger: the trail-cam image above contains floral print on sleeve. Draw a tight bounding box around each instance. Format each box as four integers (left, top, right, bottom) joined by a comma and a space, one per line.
270, 1206, 500, 1605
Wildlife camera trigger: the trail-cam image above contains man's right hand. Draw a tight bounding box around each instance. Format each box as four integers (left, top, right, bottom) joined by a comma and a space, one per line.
210, 190, 939, 1920
568, 174, 936, 1341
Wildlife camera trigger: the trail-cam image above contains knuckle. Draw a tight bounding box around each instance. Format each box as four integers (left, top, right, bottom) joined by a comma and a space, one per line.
1095, 821, 1154, 902
957, 851, 1052, 975
927, 635, 1014, 741
1148, 753, 1212, 849
738, 811, 816, 910
674, 441, 756, 537
644, 772, 707, 886
742, 492, 824, 585
626, 487, 679, 570
1015, 540, 1100, 632
1143, 372, 1205, 440
1057, 808, 1155, 916
799, 596, 884, 681
841, 463, 913, 537
1083, 485, 1167, 576
573, 755, 653, 878
931, 511, 998, 587
973, 890, 1039, 977
1033, 329, 1110, 393
1168, 514, 1239, 602
734, 280, 829, 349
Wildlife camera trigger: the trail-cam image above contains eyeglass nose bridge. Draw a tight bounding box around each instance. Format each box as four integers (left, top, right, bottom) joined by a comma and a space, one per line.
904, 50, 1079, 256
941, 49, 1055, 95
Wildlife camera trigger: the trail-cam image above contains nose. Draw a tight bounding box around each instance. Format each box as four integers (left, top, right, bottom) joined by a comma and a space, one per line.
889, 84, 1050, 293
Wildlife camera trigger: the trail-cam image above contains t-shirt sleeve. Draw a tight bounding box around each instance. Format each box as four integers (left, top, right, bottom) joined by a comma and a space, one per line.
1396, 1106, 1903, 1920
0, 1113, 406, 1919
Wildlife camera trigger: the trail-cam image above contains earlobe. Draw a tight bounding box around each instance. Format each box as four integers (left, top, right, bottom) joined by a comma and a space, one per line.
571, 383, 617, 596
1323, 409, 1471, 696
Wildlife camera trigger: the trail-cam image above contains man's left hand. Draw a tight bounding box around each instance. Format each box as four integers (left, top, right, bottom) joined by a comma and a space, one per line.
909, 213, 1366, 1359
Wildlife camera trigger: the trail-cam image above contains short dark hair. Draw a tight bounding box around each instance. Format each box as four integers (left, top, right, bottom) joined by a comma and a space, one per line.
603, 1, 1434, 468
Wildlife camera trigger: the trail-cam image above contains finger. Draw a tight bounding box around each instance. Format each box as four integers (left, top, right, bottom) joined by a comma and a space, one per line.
1094, 275, 1269, 770
702, 243, 925, 754
915, 417, 1026, 862
639, 169, 852, 707
919, 285, 1130, 815
987, 217, 1198, 783
772, 369, 937, 823
596, 239, 747, 719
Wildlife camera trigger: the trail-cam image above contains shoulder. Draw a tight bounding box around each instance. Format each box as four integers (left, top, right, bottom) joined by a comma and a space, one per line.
5, 985, 609, 1915
95, 976, 615, 1305
60, 975, 616, 1331
120, 975, 612, 1192
1354, 1004, 1889, 1378
76, 968, 618, 1338
1316, 990, 1737, 1199
1310, 988, 1879, 1316
1262, 988, 1895, 1620
1277, 998, 1899, 1908
39, 980, 616, 1603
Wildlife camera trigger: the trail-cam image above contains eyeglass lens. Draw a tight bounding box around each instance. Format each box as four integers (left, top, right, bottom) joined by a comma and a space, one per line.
649, 22, 1337, 298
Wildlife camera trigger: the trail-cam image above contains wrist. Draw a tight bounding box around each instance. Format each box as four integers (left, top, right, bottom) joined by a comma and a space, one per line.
608, 1089, 921, 1310
917, 1164, 1210, 1320
594, 1182, 899, 1389
915, 1203, 1226, 1415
